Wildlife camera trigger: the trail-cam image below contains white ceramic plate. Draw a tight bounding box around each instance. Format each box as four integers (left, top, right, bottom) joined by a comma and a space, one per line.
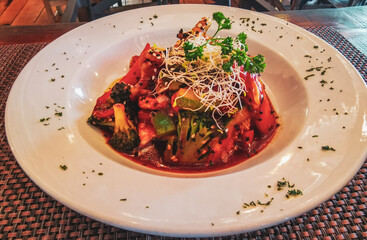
5, 4, 367, 237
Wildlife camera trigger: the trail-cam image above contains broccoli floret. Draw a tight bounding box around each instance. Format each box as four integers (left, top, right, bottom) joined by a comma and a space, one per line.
108, 103, 140, 153
110, 82, 139, 119
110, 82, 131, 104
164, 110, 217, 164
87, 115, 114, 128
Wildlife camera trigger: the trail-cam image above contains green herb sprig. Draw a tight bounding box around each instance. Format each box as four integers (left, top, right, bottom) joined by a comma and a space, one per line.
182, 12, 266, 73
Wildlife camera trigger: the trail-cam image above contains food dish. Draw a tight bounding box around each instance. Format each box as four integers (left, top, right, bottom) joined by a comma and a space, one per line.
87, 13, 279, 173
5, 4, 367, 237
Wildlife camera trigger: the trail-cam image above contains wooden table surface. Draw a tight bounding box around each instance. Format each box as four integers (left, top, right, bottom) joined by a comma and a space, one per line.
0, 5, 366, 56
267, 6, 367, 56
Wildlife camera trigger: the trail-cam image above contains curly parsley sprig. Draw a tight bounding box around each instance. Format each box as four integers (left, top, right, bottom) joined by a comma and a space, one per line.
182, 12, 266, 73
183, 42, 204, 61
212, 12, 231, 37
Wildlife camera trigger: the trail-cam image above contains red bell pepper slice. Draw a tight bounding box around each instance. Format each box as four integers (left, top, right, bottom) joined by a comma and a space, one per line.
255, 94, 276, 135
241, 130, 254, 148
119, 43, 151, 85
238, 66, 264, 110
92, 90, 114, 119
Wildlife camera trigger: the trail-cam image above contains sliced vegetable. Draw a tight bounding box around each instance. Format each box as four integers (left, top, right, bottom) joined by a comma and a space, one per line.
208, 108, 250, 163
172, 88, 203, 111
241, 130, 254, 148
239, 69, 264, 109
119, 43, 151, 85
91, 91, 114, 120
151, 111, 176, 137
139, 94, 170, 110
255, 94, 276, 135
164, 111, 215, 164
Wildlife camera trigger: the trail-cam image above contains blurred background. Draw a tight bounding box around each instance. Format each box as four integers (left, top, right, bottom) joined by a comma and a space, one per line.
0, 0, 365, 26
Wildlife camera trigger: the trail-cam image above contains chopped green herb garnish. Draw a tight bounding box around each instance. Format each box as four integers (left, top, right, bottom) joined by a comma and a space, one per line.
286, 189, 303, 198
320, 79, 327, 86
277, 178, 295, 190
243, 201, 257, 208
59, 165, 67, 170
321, 67, 331, 75
315, 66, 323, 71
277, 180, 287, 189
304, 74, 314, 80
240, 17, 250, 23
321, 145, 336, 151
40, 117, 50, 122
257, 198, 274, 206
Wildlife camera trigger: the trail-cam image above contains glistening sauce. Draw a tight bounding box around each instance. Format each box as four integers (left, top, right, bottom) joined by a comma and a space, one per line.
103, 125, 278, 174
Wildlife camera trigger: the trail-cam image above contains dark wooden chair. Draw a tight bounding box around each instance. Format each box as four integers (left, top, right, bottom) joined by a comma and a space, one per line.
347, 0, 366, 6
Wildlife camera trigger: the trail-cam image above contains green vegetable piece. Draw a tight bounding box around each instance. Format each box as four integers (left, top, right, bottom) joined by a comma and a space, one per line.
165, 111, 215, 164
174, 89, 203, 110
237, 32, 247, 48
183, 42, 204, 61
213, 12, 231, 36
151, 111, 176, 137
181, 12, 266, 74
108, 104, 140, 152
220, 36, 233, 55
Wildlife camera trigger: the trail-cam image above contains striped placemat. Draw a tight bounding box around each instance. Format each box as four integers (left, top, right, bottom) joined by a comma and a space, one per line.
0, 26, 366, 239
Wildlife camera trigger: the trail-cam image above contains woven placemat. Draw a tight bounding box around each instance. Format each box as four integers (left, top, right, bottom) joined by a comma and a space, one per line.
0, 26, 366, 239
